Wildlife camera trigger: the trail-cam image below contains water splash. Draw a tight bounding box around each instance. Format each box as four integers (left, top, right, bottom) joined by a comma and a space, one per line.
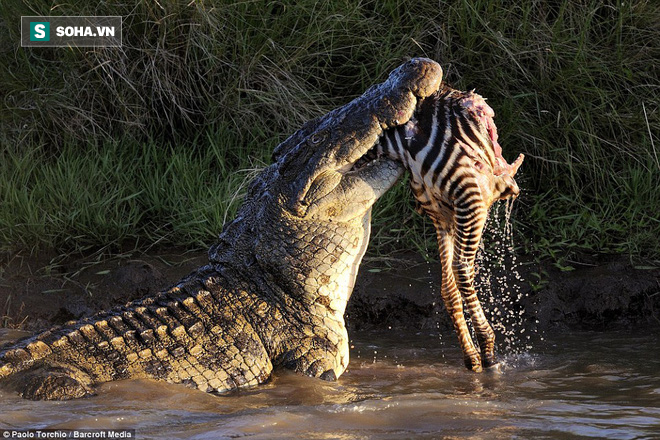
420, 200, 533, 363
475, 198, 537, 357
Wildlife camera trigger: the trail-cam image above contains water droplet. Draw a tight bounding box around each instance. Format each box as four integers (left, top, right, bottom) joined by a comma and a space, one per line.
474, 199, 539, 357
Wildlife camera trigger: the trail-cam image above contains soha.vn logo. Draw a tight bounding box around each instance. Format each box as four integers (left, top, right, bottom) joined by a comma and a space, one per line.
30, 21, 116, 40
22, 16, 121, 47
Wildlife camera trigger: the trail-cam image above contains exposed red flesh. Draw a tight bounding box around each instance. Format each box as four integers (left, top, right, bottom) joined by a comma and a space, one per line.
458, 93, 524, 177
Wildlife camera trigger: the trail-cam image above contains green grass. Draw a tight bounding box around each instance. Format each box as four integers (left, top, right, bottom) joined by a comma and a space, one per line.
0, 126, 271, 253
1, 0, 659, 262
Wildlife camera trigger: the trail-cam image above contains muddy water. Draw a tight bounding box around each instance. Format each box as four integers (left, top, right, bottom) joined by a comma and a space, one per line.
1, 329, 659, 439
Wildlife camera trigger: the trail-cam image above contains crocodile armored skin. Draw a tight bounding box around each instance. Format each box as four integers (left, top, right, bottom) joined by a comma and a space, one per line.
0, 58, 443, 400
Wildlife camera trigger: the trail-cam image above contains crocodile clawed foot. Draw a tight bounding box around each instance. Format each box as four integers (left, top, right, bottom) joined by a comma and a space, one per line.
319, 369, 337, 381
304, 357, 339, 380
15, 365, 95, 400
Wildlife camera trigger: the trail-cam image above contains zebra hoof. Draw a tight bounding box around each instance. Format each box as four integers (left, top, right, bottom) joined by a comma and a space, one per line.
482, 354, 499, 369
464, 355, 483, 373
483, 357, 502, 372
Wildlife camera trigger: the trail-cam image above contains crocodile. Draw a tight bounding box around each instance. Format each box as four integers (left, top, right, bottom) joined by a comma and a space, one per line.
0, 58, 443, 400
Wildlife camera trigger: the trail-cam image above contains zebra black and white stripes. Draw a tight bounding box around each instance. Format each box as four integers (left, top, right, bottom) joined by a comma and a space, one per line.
376, 85, 524, 371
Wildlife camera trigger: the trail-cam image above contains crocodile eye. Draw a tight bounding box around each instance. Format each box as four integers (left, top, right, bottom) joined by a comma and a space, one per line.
309, 131, 327, 144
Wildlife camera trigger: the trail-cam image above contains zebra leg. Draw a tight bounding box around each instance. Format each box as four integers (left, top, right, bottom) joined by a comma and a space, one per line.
435, 226, 482, 372
453, 204, 497, 369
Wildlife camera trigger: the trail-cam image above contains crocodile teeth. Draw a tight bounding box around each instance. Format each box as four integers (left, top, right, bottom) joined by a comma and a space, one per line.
348, 146, 379, 172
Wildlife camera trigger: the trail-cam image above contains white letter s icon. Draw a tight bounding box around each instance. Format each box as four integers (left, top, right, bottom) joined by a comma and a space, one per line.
34, 24, 45, 39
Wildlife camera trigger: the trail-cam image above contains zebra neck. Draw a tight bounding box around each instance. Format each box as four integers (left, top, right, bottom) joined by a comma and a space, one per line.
377, 96, 445, 171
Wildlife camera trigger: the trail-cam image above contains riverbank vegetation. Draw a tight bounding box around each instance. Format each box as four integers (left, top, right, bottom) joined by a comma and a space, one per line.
1, 0, 658, 264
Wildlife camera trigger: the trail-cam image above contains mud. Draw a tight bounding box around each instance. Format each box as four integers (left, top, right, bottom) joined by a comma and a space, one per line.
0, 249, 207, 331
350, 253, 660, 333
0, 248, 658, 334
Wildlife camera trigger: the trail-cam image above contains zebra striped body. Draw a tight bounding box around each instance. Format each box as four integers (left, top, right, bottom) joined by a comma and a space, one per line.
377, 85, 524, 371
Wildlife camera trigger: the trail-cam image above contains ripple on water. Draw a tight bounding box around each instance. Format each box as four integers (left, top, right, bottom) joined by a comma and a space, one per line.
2, 324, 660, 438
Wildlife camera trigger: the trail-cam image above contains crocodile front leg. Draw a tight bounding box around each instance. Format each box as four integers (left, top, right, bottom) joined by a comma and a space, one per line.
275, 313, 349, 381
